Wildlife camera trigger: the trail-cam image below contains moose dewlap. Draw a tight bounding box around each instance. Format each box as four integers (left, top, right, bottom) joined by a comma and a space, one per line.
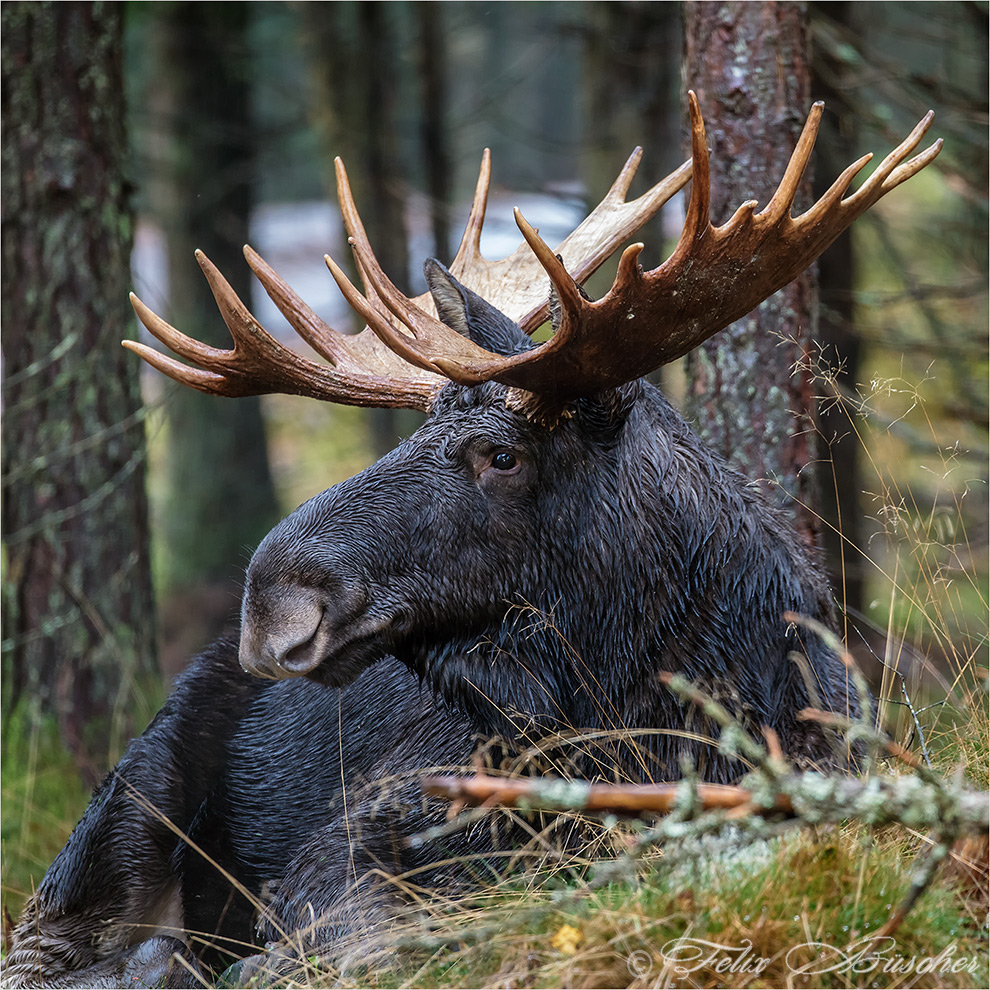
2, 94, 939, 988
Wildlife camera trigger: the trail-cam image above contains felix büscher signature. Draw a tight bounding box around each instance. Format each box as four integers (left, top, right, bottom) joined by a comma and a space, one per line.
643, 936, 985, 979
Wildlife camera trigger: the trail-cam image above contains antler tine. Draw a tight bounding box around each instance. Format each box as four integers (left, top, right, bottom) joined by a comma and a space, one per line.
512, 209, 587, 339
127, 248, 441, 409
448, 150, 492, 276
885, 137, 942, 189
327, 243, 495, 384
245, 244, 441, 384
604, 146, 645, 202
323, 250, 440, 376
243, 244, 352, 366
333, 157, 370, 261
333, 157, 422, 315
846, 110, 940, 207
664, 91, 713, 271
539, 147, 692, 317
796, 114, 940, 230
128, 284, 228, 370
760, 101, 824, 223
333, 156, 449, 335
122, 328, 230, 397
686, 90, 713, 236
127, 250, 296, 399
196, 250, 273, 356
797, 153, 875, 227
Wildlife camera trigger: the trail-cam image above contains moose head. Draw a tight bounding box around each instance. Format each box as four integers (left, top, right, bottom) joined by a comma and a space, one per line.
127, 93, 939, 755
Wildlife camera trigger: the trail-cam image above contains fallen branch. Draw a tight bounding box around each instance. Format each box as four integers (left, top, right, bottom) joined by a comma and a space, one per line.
421, 771, 988, 836
422, 775, 792, 816
421, 630, 988, 942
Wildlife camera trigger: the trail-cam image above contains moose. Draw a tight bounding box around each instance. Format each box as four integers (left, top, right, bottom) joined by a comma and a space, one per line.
3, 95, 939, 988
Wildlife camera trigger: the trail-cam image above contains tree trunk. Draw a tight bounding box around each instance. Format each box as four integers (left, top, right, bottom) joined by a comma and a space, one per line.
811, 1, 864, 618
1, 1, 158, 782
149, 2, 280, 594
302, 2, 416, 456
683, 1, 821, 548
581, 1, 682, 275
416, 0, 452, 264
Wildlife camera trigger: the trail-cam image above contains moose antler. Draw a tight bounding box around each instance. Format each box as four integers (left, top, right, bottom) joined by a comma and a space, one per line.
128, 93, 939, 406
126, 148, 692, 411
128, 248, 443, 409
338, 92, 941, 398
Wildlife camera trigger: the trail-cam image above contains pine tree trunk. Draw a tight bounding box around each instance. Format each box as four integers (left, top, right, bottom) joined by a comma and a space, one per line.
149, 2, 280, 593
302, 1, 416, 456
683, 1, 821, 547
811, 1, 863, 618
2, 1, 158, 782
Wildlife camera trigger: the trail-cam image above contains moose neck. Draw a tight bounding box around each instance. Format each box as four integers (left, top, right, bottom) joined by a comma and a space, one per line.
403, 382, 833, 745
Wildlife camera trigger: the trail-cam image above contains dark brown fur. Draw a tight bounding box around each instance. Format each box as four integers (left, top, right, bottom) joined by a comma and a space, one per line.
3, 271, 856, 987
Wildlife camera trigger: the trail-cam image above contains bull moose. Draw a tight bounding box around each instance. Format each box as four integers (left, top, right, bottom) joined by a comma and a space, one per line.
2, 95, 940, 987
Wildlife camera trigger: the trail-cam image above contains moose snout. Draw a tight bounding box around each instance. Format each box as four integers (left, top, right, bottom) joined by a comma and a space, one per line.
239, 586, 332, 679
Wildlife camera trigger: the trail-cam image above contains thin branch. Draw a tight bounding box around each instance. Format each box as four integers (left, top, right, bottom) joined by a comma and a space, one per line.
422, 769, 988, 836
422, 774, 793, 817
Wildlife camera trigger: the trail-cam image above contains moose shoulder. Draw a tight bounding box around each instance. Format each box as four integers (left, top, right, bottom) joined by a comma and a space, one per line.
2, 95, 940, 988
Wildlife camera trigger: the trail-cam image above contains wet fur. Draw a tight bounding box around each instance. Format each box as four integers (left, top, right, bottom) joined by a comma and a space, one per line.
3, 275, 856, 986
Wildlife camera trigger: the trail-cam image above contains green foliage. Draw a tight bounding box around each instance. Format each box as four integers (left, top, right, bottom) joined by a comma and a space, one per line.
1, 704, 91, 922
1, 678, 165, 924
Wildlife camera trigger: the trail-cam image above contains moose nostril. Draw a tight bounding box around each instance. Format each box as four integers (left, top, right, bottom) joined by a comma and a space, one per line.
239, 588, 331, 678
279, 611, 328, 675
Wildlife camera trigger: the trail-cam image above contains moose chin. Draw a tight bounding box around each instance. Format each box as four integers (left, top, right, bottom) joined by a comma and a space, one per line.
1, 93, 940, 988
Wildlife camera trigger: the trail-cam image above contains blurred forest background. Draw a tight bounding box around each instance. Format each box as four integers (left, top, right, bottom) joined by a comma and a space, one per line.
2, 0, 987, 920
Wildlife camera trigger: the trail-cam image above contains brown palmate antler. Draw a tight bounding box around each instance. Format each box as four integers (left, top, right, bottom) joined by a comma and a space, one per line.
337, 91, 941, 399
127, 248, 441, 410
125, 148, 692, 411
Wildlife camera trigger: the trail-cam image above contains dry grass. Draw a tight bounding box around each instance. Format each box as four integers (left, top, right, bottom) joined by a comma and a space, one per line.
239, 819, 985, 989
237, 350, 988, 989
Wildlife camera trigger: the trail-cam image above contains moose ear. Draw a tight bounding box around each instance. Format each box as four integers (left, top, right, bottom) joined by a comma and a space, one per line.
424, 259, 533, 357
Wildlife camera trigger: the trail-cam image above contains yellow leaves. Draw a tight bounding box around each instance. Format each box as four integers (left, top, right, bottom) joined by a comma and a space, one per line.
551, 923, 583, 955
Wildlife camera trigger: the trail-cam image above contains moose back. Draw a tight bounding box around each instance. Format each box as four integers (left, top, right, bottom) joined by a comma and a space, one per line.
2, 95, 939, 988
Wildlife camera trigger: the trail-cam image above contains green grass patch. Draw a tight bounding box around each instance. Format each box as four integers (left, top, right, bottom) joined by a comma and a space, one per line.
1, 676, 166, 924
1, 704, 91, 920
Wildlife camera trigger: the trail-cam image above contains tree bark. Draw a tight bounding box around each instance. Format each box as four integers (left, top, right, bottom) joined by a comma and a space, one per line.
149, 2, 280, 593
811, 1, 863, 617
416, 0, 452, 264
683, 1, 821, 548
302, 2, 416, 456
2, 1, 158, 781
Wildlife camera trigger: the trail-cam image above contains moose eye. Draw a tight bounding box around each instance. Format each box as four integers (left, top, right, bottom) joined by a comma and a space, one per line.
490, 451, 518, 472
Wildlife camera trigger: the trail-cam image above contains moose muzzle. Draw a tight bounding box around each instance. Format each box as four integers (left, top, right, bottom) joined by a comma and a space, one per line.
239, 584, 332, 678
